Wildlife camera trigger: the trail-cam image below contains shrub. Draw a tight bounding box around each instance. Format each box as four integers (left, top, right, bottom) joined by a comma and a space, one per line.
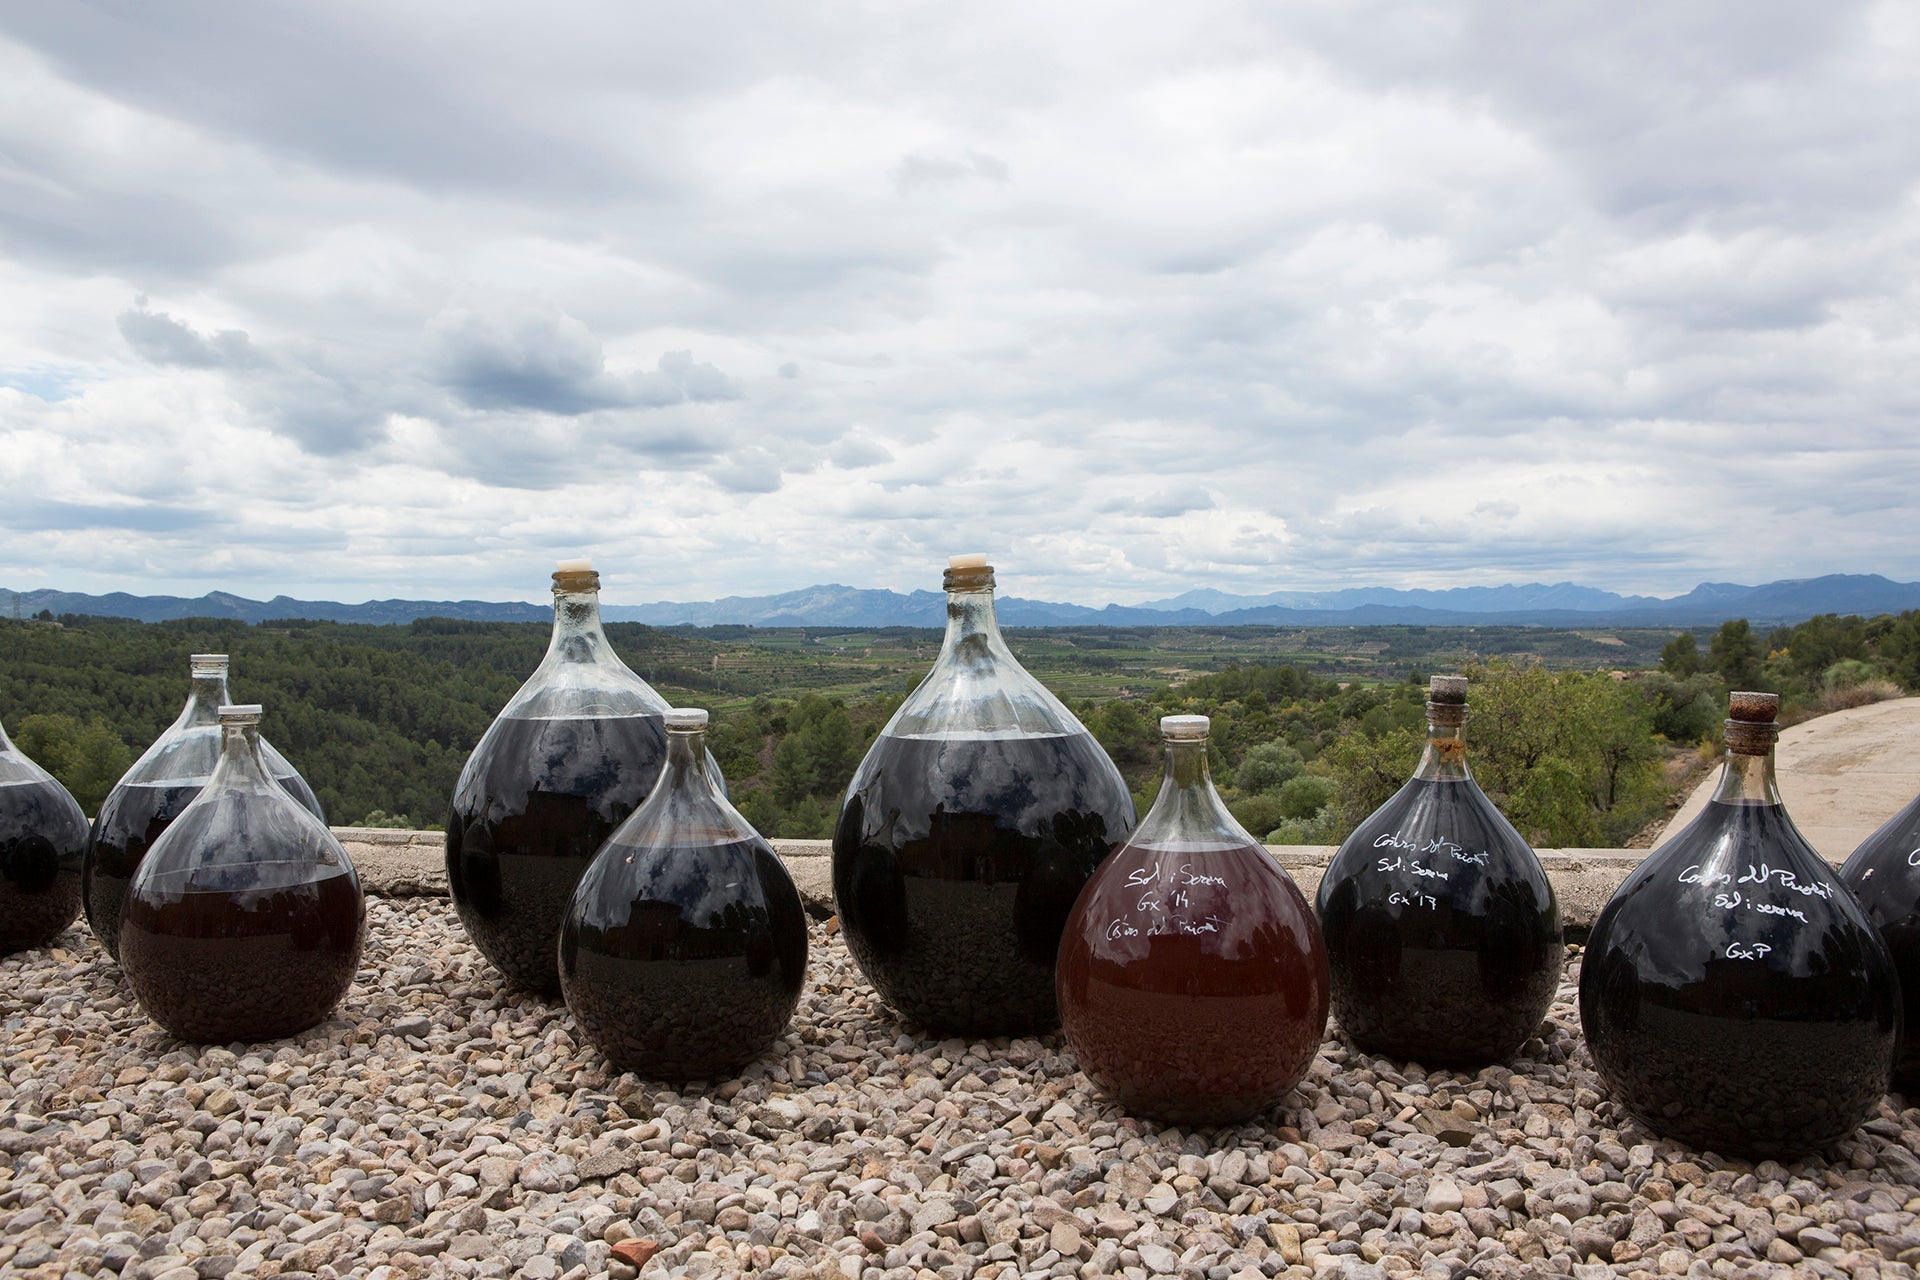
1235, 741, 1304, 795
1277, 774, 1336, 820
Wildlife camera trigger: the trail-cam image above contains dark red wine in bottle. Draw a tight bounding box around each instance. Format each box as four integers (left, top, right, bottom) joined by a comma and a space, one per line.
1581, 692, 1899, 1157
447, 561, 713, 997
0, 716, 90, 953
120, 705, 365, 1042
833, 556, 1135, 1037
86, 654, 323, 960
560, 709, 808, 1080
1839, 791, 1920, 1091
1318, 676, 1561, 1066
1059, 715, 1328, 1125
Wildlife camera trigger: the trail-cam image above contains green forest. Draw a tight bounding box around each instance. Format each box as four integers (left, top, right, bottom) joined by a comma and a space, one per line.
5, 609, 1918, 850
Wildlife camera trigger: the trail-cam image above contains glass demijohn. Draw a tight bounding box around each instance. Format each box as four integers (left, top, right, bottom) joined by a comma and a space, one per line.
1580, 691, 1899, 1157
1317, 675, 1563, 1064
0, 714, 90, 953
1841, 788, 1920, 1091
85, 654, 323, 960
832, 555, 1136, 1036
119, 705, 366, 1042
1058, 715, 1328, 1124
560, 708, 808, 1080
448, 561, 711, 996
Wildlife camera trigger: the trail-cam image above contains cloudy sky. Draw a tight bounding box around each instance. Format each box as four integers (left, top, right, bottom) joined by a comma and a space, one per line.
2, 2, 1916, 608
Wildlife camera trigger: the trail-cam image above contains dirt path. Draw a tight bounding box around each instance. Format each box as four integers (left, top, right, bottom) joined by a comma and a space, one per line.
1657, 696, 1920, 862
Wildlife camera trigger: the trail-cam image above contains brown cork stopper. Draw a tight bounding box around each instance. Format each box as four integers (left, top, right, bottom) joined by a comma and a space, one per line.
552, 558, 600, 594
943, 553, 995, 592
1427, 674, 1468, 727
1724, 690, 1779, 755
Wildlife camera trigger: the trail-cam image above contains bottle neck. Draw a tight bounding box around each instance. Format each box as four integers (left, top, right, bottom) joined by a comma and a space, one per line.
1711, 743, 1782, 806
1413, 718, 1472, 782
664, 728, 713, 787
941, 587, 1003, 657
1134, 735, 1244, 847
548, 588, 611, 665
183, 672, 233, 726
212, 721, 278, 795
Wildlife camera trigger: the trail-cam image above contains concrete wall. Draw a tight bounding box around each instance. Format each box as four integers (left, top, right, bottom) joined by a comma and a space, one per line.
336, 829, 1648, 933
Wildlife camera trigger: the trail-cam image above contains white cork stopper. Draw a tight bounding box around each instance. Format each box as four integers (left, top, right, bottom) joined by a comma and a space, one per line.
218, 704, 263, 726
190, 653, 230, 672
948, 553, 989, 570
1161, 714, 1210, 739
555, 558, 594, 574
665, 708, 709, 731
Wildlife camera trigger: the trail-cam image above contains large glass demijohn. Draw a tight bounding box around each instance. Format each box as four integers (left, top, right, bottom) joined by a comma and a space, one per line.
1317, 675, 1562, 1065
1580, 691, 1899, 1157
119, 705, 365, 1042
86, 653, 323, 960
1838, 787, 1920, 1091
1058, 714, 1328, 1124
832, 555, 1136, 1036
0, 713, 90, 953
447, 560, 705, 996
560, 708, 808, 1080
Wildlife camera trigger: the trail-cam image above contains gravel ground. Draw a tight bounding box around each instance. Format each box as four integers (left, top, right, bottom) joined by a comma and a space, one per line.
6, 898, 1920, 1280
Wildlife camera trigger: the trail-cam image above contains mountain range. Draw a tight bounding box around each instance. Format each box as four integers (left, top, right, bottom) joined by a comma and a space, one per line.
6, 574, 1920, 629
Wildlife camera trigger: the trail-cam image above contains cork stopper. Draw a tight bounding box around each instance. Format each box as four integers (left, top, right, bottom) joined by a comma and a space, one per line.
552, 558, 600, 593
664, 708, 709, 732
190, 653, 230, 675
1427, 674, 1469, 727
218, 704, 263, 727
1160, 714, 1210, 741
1724, 690, 1779, 755
943, 553, 995, 592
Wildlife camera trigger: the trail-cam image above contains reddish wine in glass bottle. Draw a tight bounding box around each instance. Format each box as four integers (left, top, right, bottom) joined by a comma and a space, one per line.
1059, 715, 1328, 1125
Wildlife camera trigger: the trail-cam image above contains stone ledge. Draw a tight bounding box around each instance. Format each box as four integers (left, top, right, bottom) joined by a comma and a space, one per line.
338, 831, 1653, 931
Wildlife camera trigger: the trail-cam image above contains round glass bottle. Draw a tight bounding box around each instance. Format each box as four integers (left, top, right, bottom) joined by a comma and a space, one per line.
1058, 715, 1328, 1124
832, 555, 1136, 1037
120, 705, 365, 1042
560, 708, 808, 1080
447, 561, 710, 996
86, 653, 323, 960
1841, 790, 1920, 1091
0, 714, 90, 953
1581, 691, 1899, 1157
1317, 675, 1562, 1065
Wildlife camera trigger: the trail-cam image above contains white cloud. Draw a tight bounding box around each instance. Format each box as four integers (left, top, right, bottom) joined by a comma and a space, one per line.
0, 2, 1917, 605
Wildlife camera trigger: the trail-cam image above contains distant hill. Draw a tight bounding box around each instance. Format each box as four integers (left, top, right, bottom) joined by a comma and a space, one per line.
7, 573, 1920, 629
0, 588, 549, 625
